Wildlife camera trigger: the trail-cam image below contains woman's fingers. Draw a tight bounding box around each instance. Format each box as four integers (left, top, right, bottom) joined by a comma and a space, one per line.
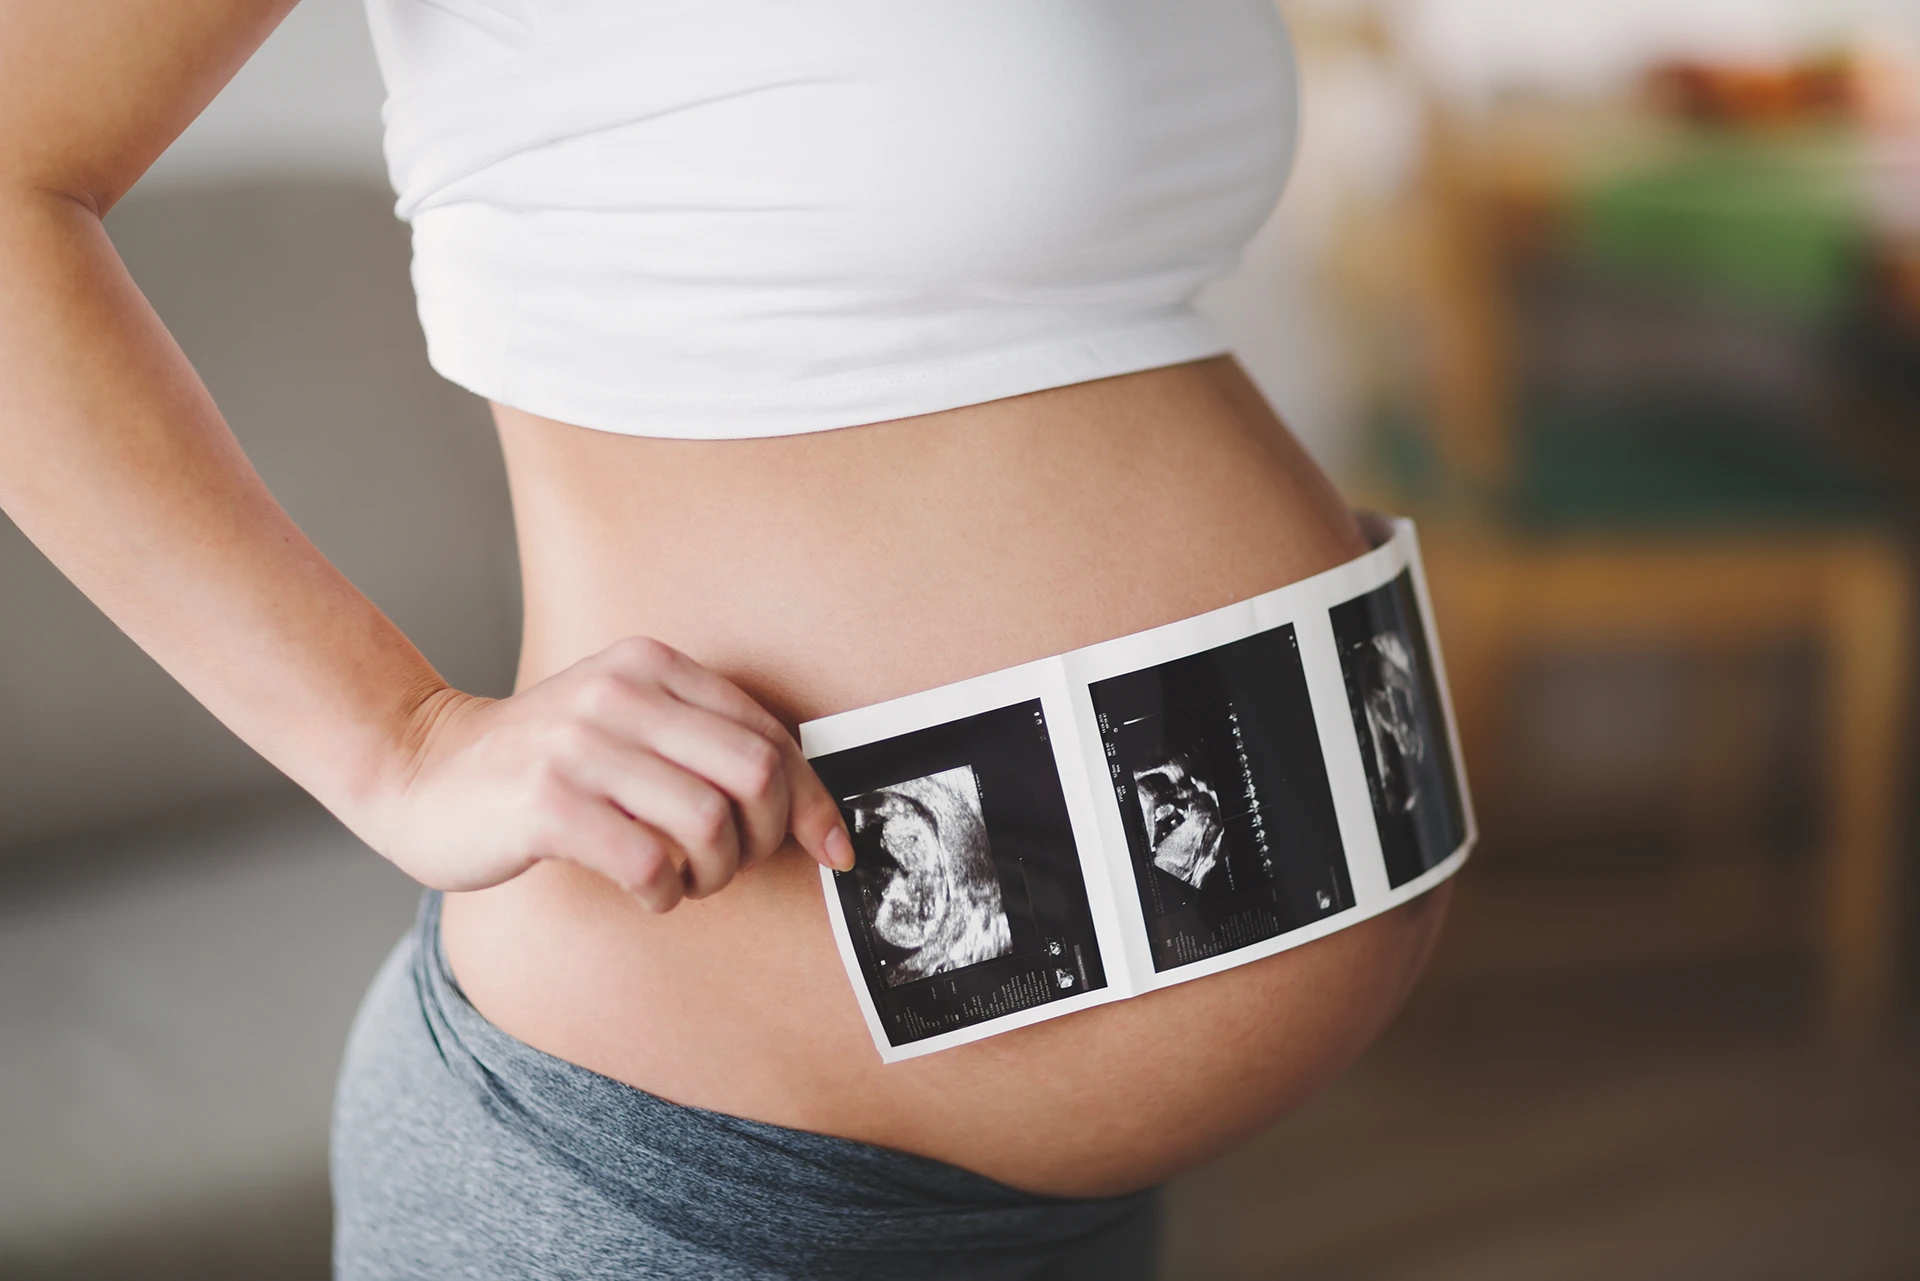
627, 693, 846, 872
549, 792, 686, 913
566, 736, 742, 898
598, 637, 853, 871
618, 638, 787, 740
591, 688, 790, 868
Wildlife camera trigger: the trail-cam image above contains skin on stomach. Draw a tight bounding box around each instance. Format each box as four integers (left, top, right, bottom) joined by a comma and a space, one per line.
440, 356, 1451, 1198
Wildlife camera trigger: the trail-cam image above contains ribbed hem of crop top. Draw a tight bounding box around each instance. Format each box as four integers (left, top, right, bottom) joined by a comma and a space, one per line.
418, 280, 1234, 441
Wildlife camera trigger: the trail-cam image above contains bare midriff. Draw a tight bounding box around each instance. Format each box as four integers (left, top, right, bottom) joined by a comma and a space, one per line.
439, 356, 1450, 1199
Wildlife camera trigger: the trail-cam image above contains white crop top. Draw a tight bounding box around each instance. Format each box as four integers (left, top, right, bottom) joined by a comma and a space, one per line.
364, 0, 1300, 439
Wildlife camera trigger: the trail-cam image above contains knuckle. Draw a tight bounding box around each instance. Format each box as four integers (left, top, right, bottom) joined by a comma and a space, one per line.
525, 760, 573, 812
734, 704, 783, 742
687, 790, 732, 845
572, 675, 623, 719
737, 737, 781, 796
610, 635, 672, 671
547, 718, 600, 765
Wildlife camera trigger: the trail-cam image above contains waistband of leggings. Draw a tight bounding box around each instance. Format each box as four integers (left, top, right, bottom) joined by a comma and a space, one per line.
408, 889, 1155, 1257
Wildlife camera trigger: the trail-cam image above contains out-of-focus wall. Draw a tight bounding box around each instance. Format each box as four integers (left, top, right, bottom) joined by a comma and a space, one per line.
142, 0, 388, 188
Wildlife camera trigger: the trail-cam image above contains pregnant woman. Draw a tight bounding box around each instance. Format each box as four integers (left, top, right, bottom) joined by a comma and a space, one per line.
0, 1, 1451, 1276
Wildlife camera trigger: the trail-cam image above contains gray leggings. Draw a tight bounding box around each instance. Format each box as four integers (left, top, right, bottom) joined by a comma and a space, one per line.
331, 893, 1161, 1280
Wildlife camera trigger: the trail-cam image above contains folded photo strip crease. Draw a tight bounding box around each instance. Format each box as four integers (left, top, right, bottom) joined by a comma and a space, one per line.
801, 516, 1475, 1062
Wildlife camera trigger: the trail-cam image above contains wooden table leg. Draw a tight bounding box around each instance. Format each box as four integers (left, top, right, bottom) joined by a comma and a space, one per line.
1820, 541, 1912, 1046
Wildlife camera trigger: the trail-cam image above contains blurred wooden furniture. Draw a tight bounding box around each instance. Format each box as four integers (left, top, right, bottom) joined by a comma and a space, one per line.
1427, 531, 1909, 1043
1403, 106, 1912, 1045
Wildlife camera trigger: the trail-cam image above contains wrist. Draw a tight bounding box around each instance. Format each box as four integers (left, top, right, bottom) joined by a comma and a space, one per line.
333, 678, 481, 852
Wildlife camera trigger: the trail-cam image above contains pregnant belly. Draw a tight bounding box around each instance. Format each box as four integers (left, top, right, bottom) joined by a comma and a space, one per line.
439, 358, 1453, 1197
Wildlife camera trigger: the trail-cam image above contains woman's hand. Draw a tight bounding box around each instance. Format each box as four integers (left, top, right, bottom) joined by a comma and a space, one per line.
366, 637, 855, 911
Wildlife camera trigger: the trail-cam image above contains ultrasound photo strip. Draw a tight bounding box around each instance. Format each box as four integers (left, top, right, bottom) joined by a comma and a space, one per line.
802, 515, 1476, 1063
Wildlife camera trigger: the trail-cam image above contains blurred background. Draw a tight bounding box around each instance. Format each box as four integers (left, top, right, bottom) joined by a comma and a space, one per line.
2, 0, 1916, 1276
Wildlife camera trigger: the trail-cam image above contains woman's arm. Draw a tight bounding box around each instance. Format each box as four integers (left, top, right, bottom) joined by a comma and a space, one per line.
0, 0, 852, 905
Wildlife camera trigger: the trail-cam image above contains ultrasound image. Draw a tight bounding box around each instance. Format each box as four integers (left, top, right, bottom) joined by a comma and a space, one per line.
843, 766, 1014, 988
1134, 753, 1225, 890
1357, 631, 1425, 816
1332, 571, 1468, 888
810, 700, 1106, 1047
1092, 626, 1353, 972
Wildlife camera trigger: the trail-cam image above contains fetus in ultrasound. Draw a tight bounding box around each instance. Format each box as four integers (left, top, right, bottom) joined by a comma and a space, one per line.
1357, 632, 1426, 815
844, 766, 1014, 988
1332, 571, 1466, 889
1134, 753, 1226, 890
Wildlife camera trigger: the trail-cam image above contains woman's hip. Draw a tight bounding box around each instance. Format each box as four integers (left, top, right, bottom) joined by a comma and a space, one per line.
331, 892, 1160, 1280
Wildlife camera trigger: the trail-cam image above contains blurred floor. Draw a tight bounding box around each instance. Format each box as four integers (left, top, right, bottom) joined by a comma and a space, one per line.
1164, 951, 1920, 1280
1, 808, 1913, 1280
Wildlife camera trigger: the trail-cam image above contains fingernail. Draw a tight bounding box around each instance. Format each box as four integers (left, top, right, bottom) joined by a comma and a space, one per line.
825, 827, 855, 872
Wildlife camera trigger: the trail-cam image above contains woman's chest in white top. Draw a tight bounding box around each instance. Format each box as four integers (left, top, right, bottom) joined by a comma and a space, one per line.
368, 0, 1298, 283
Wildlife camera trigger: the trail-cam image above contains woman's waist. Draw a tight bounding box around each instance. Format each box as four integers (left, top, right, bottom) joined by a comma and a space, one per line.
497, 357, 1365, 721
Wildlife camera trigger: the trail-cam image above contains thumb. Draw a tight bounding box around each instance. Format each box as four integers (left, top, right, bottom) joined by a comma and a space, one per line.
782, 741, 855, 872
